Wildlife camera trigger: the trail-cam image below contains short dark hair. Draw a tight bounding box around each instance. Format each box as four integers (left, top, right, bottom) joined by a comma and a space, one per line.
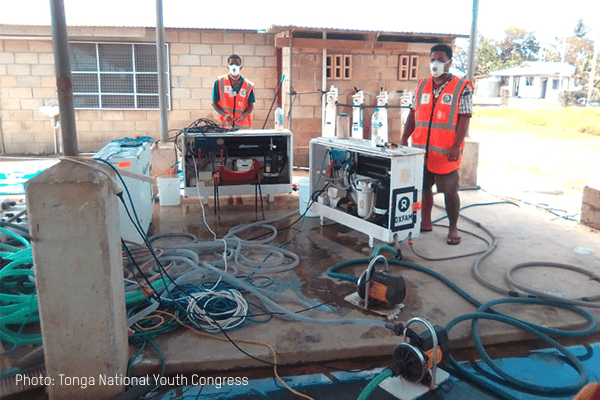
227, 54, 242, 64
430, 44, 453, 60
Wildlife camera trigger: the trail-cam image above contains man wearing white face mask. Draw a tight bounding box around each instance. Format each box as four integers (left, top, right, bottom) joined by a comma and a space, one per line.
400, 43, 473, 245
212, 54, 255, 129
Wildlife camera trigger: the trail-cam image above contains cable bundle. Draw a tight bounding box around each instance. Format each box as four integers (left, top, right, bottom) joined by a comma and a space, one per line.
185, 289, 248, 333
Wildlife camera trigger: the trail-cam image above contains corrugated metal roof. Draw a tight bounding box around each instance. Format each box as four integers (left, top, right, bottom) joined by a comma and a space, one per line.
0, 22, 467, 38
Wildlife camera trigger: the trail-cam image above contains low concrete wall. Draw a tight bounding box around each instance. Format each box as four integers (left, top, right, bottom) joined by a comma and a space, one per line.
459, 139, 479, 189
581, 185, 600, 230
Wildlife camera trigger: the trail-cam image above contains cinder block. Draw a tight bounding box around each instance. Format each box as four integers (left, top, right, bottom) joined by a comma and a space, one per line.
0, 52, 15, 63
31, 64, 55, 76
32, 87, 57, 98
28, 40, 53, 53
38, 53, 55, 64
180, 76, 202, 88
15, 52, 38, 64
232, 44, 254, 56
200, 55, 222, 67
3, 40, 27, 52
135, 120, 158, 131
582, 185, 600, 207
0, 76, 18, 88
172, 87, 192, 99
244, 34, 267, 45
20, 98, 43, 110
112, 120, 135, 131
190, 44, 212, 55
170, 43, 190, 55
211, 44, 234, 56
90, 120, 114, 131
179, 31, 201, 43
201, 32, 223, 44
223, 32, 244, 44
581, 186, 600, 231
7, 64, 31, 76
171, 66, 191, 77
9, 110, 34, 121
179, 54, 201, 66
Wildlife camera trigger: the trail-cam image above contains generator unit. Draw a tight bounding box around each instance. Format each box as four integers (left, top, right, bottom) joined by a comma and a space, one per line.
180, 129, 293, 203
93, 137, 153, 243
308, 137, 424, 246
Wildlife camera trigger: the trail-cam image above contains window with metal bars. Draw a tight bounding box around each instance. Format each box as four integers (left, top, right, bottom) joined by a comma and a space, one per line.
326, 54, 352, 80
399, 55, 419, 81
69, 42, 170, 109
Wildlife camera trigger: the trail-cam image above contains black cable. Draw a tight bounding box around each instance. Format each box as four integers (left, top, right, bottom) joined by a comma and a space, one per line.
262, 75, 285, 129
121, 239, 163, 304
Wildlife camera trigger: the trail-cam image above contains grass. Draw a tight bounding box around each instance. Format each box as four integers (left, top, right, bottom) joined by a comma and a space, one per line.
471, 107, 600, 138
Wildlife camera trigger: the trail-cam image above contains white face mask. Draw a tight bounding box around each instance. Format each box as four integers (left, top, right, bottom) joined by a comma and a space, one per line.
228, 64, 240, 77
430, 60, 449, 78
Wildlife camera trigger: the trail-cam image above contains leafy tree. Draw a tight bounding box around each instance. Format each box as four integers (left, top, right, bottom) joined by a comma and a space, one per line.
566, 19, 599, 101
466, 27, 541, 76
474, 36, 520, 75
574, 18, 590, 38
497, 26, 540, 62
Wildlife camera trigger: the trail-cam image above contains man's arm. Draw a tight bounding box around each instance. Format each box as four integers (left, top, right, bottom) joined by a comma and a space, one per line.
400, 109, 416, 146
212, 79, 234, 122
235, 103, 253, 122
212, 101, 233, 122
447, 83, 473, 161
447, 115, 470, 162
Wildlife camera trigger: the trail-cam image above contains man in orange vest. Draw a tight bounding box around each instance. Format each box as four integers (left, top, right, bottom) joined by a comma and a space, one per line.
400, 44, 473, 245
212, 54, 255, 129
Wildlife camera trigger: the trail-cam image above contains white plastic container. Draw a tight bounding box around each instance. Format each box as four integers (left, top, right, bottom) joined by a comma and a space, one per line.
274, 106, 284, 131
371, 108, 383, 146
157, 175, 181, 206
356, 180, 374, 218
297, 177, 318, 217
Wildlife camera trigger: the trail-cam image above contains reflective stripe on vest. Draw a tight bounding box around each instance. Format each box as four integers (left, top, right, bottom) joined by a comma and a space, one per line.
412, 144, 464, 155
217, 75, 254, 128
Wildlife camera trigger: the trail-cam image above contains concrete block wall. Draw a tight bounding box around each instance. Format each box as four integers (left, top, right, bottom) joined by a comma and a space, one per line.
581, 185, 600, 231
0, 25, 448, 162
0, 38, 59, 154
284, 43, 432, 166
0, 26, 279, 155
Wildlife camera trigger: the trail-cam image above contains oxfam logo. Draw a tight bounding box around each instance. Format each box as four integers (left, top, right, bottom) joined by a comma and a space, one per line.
398, 196, 410, 213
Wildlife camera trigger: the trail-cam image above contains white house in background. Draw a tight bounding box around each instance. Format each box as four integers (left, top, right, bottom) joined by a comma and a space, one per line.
482, 61, 577, 101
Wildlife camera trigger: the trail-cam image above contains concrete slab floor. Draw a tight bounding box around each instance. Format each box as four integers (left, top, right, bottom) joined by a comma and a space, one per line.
130, 185, 600, 378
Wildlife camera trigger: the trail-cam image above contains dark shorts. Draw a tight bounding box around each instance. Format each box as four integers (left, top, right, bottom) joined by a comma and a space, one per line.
424, 169, 459, 193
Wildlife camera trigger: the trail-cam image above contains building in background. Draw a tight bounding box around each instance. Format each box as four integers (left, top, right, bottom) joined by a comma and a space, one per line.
0, 24, 464, 164
475, 61, 577, 102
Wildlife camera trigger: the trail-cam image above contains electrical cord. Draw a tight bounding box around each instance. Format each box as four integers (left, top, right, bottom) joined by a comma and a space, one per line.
408, 224, 490, 261
153, 309, 316, 400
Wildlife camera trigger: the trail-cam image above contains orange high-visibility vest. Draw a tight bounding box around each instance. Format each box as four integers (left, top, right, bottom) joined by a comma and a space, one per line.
412, 76, 472, 174
217, 75, 254, 129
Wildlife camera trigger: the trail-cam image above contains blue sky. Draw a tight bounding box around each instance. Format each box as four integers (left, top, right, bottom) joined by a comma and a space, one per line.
1, 0, 598, 43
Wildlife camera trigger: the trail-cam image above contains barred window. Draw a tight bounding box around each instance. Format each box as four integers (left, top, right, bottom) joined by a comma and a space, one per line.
69, 42, 170, 109
326, 54, 352, 80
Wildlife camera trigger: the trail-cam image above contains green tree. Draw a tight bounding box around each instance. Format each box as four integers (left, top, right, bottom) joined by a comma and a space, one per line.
472, 27, 540, 76
567, 19, 599, 101
498, 26, 540, 62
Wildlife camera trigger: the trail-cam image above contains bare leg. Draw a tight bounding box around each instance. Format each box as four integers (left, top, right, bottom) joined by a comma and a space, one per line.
444, 191, 461, 244
421, 189, 433, 231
